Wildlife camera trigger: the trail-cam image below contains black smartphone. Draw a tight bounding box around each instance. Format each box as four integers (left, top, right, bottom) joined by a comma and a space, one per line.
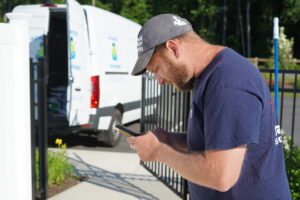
114, 124, 140, 137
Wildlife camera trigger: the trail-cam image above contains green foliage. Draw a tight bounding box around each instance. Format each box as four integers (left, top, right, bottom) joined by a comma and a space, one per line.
1, 0, 300, 58
120, 0, 151, 24
94, 1, 112, 11
283, 135, 300, 200
281, 0, 300, 24
51, 0, 66, 4
47, 143, 74, 185
190, 0, 220, 42
269, 26, 299, 70
35, 139, 75, 188
278, 27, 295, 69
35, 150, 40, 189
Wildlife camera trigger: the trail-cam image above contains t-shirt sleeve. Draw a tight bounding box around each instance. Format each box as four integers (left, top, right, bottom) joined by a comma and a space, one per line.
203, 87, 262, 150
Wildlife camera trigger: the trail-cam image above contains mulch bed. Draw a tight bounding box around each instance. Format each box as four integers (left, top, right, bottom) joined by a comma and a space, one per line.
48, 176, 88, 198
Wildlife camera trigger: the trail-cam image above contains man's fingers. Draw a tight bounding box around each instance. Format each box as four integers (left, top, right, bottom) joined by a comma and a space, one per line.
130, 143, 136, 150
127, 136, 134, 144
127, 136, 138, 150
127, 136, 137, 149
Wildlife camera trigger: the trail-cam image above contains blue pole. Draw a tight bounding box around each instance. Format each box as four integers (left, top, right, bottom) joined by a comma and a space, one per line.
273, 17, 279, 116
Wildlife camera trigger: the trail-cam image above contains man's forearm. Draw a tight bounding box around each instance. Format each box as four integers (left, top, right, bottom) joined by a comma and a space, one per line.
155, 142, 246, 192
156, 142, 219, 190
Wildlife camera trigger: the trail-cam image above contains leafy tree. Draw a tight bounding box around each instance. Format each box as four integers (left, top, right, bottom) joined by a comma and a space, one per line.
1, 0, 300, 58
190, 0, 221, 43
120, 0, 151, 24
51, 0, 66, 3
281, 0, 300, 24
280, 0, 300, 58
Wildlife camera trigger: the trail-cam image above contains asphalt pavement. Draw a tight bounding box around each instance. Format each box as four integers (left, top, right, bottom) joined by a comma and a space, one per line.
278, 96, 300, 146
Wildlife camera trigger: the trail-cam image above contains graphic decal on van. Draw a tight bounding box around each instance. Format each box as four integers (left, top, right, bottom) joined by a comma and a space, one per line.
37, 42, 44, 58
71, 65, 81, 70
30, 35, 44, 62
70, 37, 76, 59
112, 43, 118, 61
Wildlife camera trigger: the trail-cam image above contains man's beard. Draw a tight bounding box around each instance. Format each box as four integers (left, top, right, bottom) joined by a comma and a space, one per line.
173, 77, 195, 91
168, 62, 195, 91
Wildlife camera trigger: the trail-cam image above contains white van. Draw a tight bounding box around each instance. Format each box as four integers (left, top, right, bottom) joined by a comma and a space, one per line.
12, 0, 142, 146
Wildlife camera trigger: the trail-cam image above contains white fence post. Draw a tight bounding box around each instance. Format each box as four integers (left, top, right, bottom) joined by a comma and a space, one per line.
0, 13, 32, 200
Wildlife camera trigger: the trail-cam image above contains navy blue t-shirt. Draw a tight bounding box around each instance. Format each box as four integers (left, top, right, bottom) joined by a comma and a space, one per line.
187, 48, 291, 200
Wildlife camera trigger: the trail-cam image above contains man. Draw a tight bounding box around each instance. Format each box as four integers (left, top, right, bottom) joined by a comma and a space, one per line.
128, 14, 291, 199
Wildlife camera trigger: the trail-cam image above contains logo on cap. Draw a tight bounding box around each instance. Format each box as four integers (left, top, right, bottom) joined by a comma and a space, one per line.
173, 16, 187, 26
137, 36, 143, 54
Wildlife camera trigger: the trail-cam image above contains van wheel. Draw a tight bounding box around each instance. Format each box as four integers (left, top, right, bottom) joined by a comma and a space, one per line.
104, 109, 122, 147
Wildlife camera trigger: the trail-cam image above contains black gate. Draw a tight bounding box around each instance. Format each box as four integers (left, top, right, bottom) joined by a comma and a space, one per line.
140, 69, 299, 200
140, 73, 191, 200
30, 57, 48, 200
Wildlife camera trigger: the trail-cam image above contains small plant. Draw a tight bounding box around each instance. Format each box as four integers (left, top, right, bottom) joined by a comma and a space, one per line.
35, 138, 75, 188
47, 138, 75, 185
283, 134, 300, 200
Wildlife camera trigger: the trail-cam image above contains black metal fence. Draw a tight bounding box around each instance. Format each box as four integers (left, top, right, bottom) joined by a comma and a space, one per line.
260, 69, 300, 169
140, 69, 300, 200
140, 73, 191, 200
30, 57, 48, 200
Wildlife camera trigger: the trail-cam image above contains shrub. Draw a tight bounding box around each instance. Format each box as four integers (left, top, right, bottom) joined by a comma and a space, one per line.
268, 26, 298, 70
283, 134, 300, 200
278, 27, 295, 69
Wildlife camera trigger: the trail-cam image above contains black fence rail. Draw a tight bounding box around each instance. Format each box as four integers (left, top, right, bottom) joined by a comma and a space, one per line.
30, 57, 48, 200
140, 73, 191, 200
141, 69, 299, 200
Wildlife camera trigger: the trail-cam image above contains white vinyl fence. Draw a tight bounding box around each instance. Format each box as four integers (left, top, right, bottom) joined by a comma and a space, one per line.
0, 13, 32, 200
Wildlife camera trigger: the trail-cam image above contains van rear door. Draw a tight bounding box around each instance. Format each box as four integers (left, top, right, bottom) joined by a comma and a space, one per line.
66, 0, 91, 126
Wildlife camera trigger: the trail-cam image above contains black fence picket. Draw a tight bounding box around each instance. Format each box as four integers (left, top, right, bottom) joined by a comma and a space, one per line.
141, 69, 299, 200
30, 57, 48, 200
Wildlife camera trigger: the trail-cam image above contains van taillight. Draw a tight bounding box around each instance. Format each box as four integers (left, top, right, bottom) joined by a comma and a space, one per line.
91, 76, 99, 108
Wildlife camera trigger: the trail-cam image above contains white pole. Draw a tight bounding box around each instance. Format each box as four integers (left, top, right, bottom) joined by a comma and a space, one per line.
273, 17, 279, 116
0, 13, 32, 200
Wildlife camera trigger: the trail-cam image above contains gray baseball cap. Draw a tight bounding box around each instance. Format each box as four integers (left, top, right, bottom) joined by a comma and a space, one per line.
131, 14, 193, 76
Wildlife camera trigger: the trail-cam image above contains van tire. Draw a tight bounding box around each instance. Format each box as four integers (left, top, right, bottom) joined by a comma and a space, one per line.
104, 109, 122, 147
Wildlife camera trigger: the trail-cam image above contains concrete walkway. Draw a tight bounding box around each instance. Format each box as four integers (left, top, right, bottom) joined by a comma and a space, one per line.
48, 149, 181, 200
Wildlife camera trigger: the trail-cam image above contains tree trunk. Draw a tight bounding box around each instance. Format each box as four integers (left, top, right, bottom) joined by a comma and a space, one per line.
222, 0, 227, 45
246, 1, 251, 57
237, 0, 245, 55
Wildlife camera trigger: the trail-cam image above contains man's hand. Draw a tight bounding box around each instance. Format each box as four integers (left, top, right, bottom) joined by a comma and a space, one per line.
127, 131, 161, 162
128, 130, 246, 191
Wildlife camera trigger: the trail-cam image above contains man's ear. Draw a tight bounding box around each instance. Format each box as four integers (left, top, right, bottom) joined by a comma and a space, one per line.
165, 39, 180, 59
